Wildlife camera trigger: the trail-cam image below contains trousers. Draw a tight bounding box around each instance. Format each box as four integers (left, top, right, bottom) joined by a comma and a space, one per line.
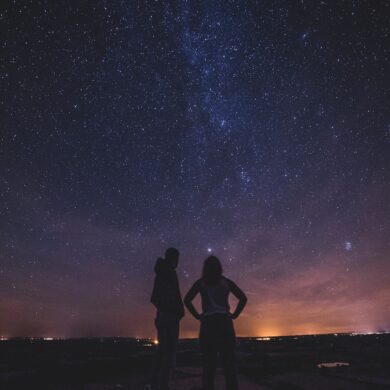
152, 312, 180, 390
199, 314, 238, 390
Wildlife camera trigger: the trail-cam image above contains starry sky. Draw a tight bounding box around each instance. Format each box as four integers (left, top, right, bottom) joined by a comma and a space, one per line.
1, 1, 389, 338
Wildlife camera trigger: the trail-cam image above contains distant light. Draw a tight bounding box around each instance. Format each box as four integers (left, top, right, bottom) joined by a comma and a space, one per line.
344, 241, 352, 251
44, 337, 54, 341
207, 248, 212, 253
256, 337, 271, 341
0, 336, 8, 341
143, 339, 158, 348
318, 362, 350, 368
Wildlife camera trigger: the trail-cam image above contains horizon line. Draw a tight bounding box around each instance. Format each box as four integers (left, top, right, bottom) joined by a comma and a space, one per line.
1, 331, 389, 341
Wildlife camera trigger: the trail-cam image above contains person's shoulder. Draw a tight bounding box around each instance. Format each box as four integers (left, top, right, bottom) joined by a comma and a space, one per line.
154, 257, 171, 275
223, 277, 237, 287
154, 257, 165, 272
193, 278, 205, 290
193, 278, 202, 286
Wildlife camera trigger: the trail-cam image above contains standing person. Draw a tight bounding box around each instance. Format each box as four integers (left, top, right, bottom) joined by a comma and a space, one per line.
184, 256, 247, 390
150, 247, 185, 390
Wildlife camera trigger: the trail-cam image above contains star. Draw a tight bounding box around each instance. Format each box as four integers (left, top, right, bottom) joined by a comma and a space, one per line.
344, 241, 353, 251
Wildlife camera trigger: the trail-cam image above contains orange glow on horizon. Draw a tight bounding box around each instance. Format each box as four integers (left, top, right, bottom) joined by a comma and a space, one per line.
1, 256, 388, 338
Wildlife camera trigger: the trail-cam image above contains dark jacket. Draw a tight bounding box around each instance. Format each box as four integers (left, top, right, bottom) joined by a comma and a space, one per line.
151, 258, 185, 318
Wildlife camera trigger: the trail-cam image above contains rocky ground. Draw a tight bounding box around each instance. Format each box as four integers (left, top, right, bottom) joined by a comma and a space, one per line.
81, 367, 265, 390
75, 366, 390, 390
2, 335, 389, 389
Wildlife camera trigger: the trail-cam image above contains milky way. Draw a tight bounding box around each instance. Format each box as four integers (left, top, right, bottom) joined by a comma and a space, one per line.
1, 1, 389, 338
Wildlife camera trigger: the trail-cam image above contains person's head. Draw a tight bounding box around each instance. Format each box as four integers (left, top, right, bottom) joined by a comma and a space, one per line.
165, 247, 180, 268
202, 255, 223, 284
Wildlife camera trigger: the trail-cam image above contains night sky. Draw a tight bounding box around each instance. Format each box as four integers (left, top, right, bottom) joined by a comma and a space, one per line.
1, 1, 389, 338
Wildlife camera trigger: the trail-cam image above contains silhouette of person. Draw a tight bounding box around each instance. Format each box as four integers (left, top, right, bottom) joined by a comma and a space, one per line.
184, 255, 247, 390
150, 247, 184, 390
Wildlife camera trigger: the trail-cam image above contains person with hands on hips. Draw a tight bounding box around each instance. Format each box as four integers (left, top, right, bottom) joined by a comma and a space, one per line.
184, 255, 247, 390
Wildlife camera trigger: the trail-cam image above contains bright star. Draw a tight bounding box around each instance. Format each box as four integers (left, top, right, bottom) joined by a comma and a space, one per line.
344, 241, 352, 251
301, 32, 310, 40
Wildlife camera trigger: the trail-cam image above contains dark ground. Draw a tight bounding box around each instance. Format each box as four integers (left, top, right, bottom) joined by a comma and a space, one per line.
0, 334, 389, 389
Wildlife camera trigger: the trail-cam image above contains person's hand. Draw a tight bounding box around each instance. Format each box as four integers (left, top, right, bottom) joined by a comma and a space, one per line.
229, 312, 238, 320
194, 313, 203, 321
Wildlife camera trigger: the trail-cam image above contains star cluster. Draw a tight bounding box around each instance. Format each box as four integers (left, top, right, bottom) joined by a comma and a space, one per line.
0, 1, 389, 337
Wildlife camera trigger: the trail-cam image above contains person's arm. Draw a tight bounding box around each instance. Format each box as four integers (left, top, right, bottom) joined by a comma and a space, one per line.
228, 280, 247, 319
184, 281, 202, 320
150, 275, 160, 308
150, 258, 165, 309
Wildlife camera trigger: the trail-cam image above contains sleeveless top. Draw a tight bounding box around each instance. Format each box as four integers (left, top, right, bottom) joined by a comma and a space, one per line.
197, 276, 235, 317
